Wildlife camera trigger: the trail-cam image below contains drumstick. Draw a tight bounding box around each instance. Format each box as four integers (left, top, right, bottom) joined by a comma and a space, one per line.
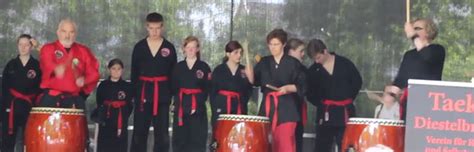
265, 84, 280, 91
406, 0, 410, 22
242, 39, 251, 66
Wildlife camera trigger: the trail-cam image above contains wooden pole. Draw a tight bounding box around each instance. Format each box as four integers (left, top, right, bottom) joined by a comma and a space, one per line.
406, 0, 411, 22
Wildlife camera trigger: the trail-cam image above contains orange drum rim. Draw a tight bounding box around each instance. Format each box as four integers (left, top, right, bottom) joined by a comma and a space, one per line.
217, 114, 270, 123
347, 118, 405, 126
29, 107, 84, 115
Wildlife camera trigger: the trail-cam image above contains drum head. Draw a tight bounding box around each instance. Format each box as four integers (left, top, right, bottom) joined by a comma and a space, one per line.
347, 118, 404, 126
30, 107, 84, 115
217, 114, 270, 123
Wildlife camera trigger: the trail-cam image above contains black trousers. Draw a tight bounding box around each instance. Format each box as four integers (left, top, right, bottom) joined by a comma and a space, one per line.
37, 90, 86, 109
172, 113, 208, 152
131, 104, 170, 152
295, 120, 304, 152
314, 125, 346, 152
1, 98, 30, 152
96, 108, 130, 152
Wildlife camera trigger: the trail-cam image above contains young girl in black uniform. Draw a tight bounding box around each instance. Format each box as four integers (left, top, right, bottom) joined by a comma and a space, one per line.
1, 34, 42, 152
210, 41, 253, 128
95, 59, 134, 152
171, 36, 211, 152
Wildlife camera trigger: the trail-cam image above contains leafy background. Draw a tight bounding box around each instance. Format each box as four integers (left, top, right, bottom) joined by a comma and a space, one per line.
0, 0, 472, 150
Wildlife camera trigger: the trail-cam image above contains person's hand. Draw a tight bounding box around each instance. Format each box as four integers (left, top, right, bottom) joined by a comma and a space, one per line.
30, 38, 42, 51
404, 21, 416, 39
278, 86, 288, 94
191, 109, 196, 115
278, 85, 295, 94
76, 76, 85, 87
366, 91, 382, 103
54, 64, 66, 78
244, 65, 254, 84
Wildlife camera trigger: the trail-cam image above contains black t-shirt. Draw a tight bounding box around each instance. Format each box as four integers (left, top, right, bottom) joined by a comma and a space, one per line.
393, 44, 446, 88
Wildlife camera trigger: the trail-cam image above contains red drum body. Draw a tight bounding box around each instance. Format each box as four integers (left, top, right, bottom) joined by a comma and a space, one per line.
342, 118, 405, 152
25, 107, 87, 152
213, 114, 271, 152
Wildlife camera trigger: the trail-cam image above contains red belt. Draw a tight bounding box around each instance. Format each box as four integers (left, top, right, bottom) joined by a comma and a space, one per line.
265, 91, 283, 131
399, 88, 408, 120
8, 89, 35, 135
178, 88, 202, 126
218, 90, 241, 114
322, 99, 352, 123
139, 76, 168, 116
48, 89, 79, 96
104, 100, 127, 137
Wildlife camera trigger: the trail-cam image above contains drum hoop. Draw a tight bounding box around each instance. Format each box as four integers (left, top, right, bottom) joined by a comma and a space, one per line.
347, 118, 405, 126
217, 114, 270, 123
30, 107, 84, 115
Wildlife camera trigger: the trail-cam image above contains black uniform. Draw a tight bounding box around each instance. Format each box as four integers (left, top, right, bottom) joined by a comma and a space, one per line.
95, 78, 134, 152
295, 63, 308, 152
171, 59, 211, 152
1, 56, 41, 152
306, 53, 362, 152
393, 44, 445, 119
210, 63, 252, 128
254, 55, 306, 131
130, 38, 177, 152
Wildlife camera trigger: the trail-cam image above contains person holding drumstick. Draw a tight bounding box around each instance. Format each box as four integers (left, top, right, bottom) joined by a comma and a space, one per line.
389, 18, 445, 120
37, 18, 100, 109
210, 41, 253, 129
306, 39, 362, 152
366, 86, 400, 120
253, 29, 306, 152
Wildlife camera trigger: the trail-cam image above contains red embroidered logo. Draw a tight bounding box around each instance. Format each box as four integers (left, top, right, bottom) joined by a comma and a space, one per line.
118, 91, 126, 100
27, 69, 36, 79
161, 48, 170, 57
54, 50, 63, 59
196, 70, 204, 79
208, 72, 212, 80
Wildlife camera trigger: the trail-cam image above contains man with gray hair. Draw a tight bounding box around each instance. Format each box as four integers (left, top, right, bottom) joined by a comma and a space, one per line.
37, 18, 99, 109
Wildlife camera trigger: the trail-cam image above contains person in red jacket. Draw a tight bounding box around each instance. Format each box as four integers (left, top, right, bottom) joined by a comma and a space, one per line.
37, 18, 99, 109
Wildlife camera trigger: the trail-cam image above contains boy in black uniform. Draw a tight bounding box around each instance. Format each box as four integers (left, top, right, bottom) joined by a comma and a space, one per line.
130, 12, 177, 152
95, 59, 133, 152
171, 36, 211, 152
306, 39, 362, 152
1, 34, 42, 152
